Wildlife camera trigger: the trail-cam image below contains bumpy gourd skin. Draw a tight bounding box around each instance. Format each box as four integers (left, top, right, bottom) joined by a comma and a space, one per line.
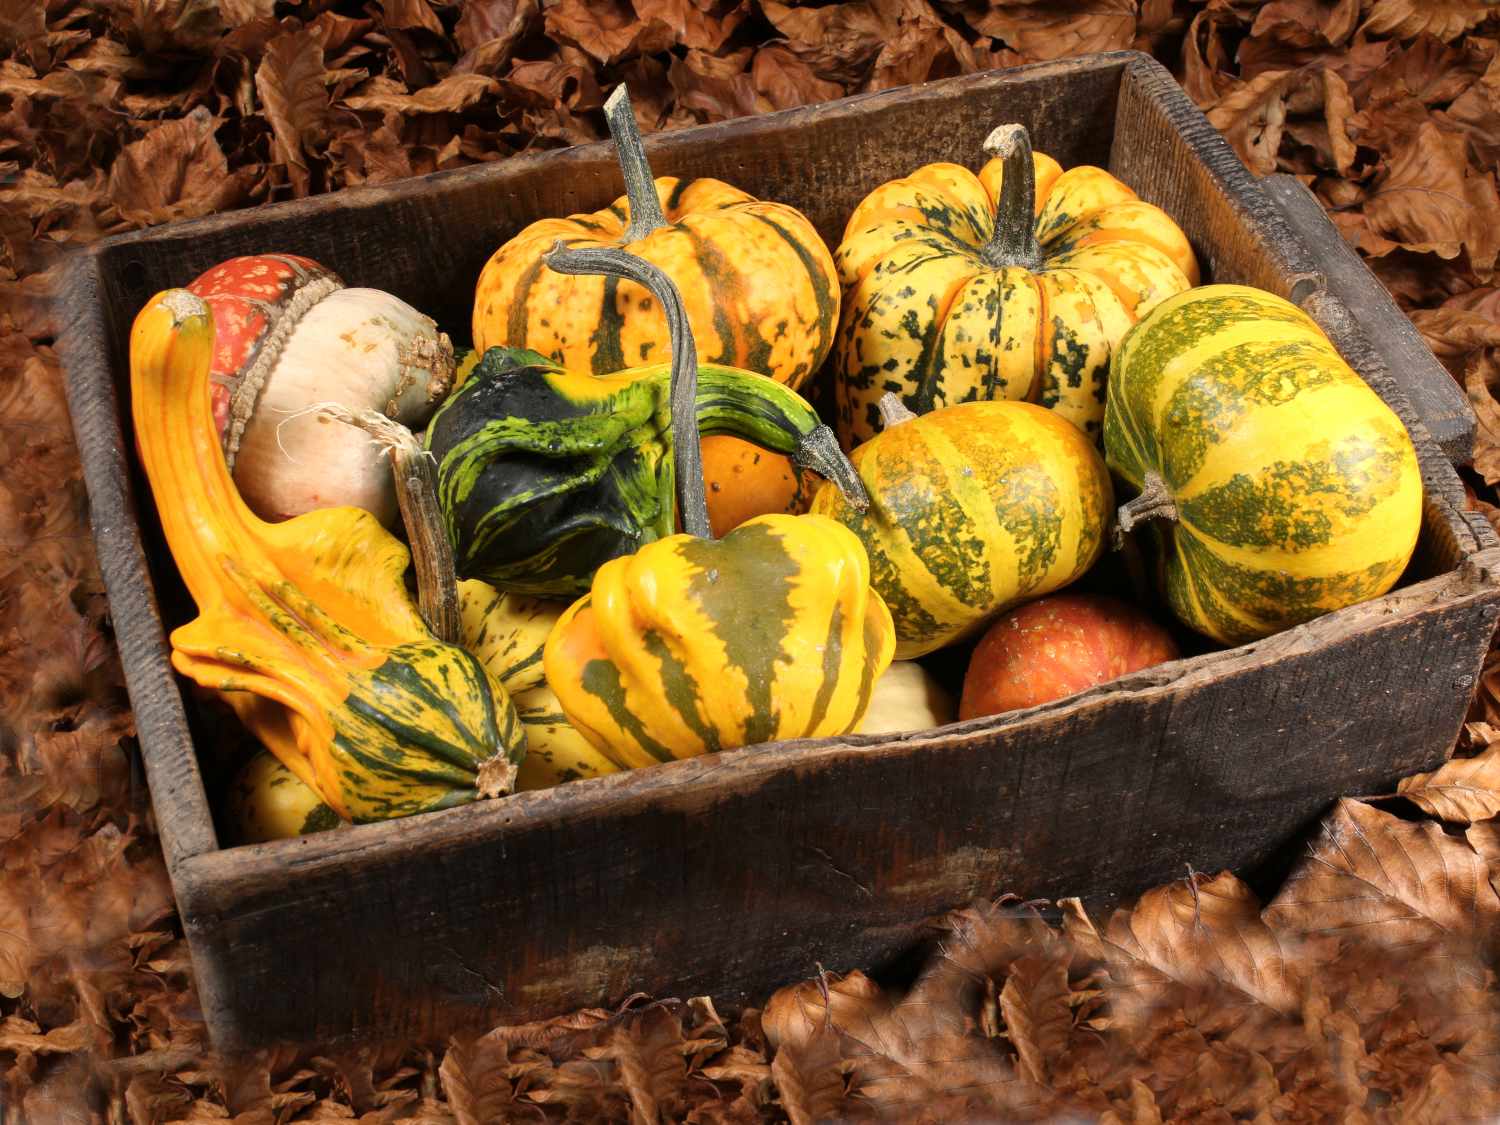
812, 399, 1112, 659
1105, 284, 1424, 646
426, 346, 858, 598
131, 291, 524, 824
544, 513, 896, 769
473, 176, 840, 391
835, 143, 1198, 447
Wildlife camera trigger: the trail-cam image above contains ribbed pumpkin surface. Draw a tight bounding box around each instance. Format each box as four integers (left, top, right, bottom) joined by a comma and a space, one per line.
1104, 284, 1424, 646
811, 400, 1113, 658
835, 152, 1197, 447
544, 514, 896, 769
473, 177, 839, 390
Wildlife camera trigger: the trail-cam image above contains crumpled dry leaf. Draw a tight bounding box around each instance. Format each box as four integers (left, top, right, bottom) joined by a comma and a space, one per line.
544, 0, 676, 65
106, 105, 251, 227
1361, 0, 1496, 44
345, 72, 500, 116
1265, 798, 1500, 952
751, 45, 844, 111
968, 0, 1138, 61
254, 28, 334, 196
1398, 729, 1500, 822
1207, 68, 1300, 176
997, 955, 1072, 1086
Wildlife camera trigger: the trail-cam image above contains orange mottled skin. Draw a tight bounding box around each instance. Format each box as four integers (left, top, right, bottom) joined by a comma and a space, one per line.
959, 593, 1178, 719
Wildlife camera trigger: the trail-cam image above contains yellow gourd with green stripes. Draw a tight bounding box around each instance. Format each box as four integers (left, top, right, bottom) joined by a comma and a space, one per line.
834, 123, 1197, 448
131, 290, 525, 824
811, 396, 1113, 659
1105, 284, 1423, 645
540, 244, 895, 769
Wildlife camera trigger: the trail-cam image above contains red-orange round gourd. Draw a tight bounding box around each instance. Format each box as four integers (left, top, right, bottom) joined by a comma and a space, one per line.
472, 88, 838, 392
959, 593, 1178, 718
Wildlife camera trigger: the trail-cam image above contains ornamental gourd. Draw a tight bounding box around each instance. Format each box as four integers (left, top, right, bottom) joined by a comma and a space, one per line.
186, 254, 455, 527
811, 395, 1113, 659
1105, 285, 1423, 645
473, 87, 839, 392
427, 273, 868, 600
834, 124, 1198, 447
542, 246, 896, 769
131, 290, 525, 824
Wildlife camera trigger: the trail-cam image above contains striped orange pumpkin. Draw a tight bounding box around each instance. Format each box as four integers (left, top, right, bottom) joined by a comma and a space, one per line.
472, 88, 839, 392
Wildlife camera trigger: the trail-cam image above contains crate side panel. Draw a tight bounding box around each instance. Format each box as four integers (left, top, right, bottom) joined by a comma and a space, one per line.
57, 253, 219, 868
181, 572, 1500, 1051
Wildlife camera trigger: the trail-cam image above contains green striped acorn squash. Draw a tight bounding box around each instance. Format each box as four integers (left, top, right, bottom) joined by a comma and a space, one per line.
131, 290, 525, 825
426, 253, 869, 599
811, 394, 1113, 659
1105, 284, 1424, 645
541, 244, 896, 768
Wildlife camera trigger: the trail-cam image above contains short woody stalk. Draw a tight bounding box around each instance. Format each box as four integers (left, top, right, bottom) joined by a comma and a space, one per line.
604, 85, 669, 243
1112, 470, 1178, 550
979, 123, 1045, 272
306, 403, 462, 644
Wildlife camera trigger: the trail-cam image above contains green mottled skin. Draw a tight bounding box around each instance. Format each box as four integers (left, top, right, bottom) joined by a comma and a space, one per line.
426, 346, 835, 596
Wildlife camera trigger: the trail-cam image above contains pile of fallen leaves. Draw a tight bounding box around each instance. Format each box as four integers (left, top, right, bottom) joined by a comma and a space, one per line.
6, 0, 1500, 1120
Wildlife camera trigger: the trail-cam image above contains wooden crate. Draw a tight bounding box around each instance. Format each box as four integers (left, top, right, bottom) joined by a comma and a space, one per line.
60, 51, 1500, 1052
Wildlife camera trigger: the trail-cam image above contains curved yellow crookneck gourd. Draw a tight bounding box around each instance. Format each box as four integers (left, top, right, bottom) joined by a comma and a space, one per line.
130, 291, 525, 824
539, 245, 897, 770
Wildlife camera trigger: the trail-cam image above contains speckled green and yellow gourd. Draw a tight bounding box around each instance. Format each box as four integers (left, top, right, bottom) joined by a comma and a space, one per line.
1105, 284, 1424, 646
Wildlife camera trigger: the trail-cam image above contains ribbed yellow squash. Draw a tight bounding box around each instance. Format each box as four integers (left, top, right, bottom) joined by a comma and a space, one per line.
812, 397, 1112, 658
458, 580, 564, 695
472, 88, 838, 392
513, 683, 622, 789
834, 124, 1198, 447
1105, 284, 1424, 645
225, 751, 341, 843
546, 513, 895, 767
131, 291, 525, 823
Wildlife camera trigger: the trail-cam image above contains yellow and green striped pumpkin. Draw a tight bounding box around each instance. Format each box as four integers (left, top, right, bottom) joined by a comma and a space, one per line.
834, 124, 1198, 448
811, 396, 1113, 659
472, 88, 838, 393
1105, 284, 1424, 645
225, 750, 342, 843
545, 513, 896, 769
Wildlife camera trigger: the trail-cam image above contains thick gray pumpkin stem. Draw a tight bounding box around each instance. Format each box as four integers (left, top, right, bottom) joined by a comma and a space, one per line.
604, 85, 669, 243
877, 392, 918, 428
980, 123, 1045, 272
544, 241, 713, 540
1113, 469, 1178, 550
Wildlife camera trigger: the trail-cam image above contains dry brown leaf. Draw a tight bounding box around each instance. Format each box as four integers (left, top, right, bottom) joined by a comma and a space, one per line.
380, 0, 445, 36
1397, 739, 1500, 823
438, 1035, 521, 1124
670, 48, 763, 122
969, 0, 1138, 61
751, 45, 843, 111
1361, 0, 1496, 44
544, 0, 675, 65
769, 1033, 851, 1125
1110, 871, 1300, 1015
997, 955, 1072, 1085
255, 28, 333, 196
217, 0, 273, 27
1250, 0, 1360, 47
1465, 351, 1500, 486
345, 72, 499, 115
107, 105, 250, 227
1265, 798, 1500, 951
762, 970, 891, 1053
1207, 68, 1301, 175
634, 0, 750, 54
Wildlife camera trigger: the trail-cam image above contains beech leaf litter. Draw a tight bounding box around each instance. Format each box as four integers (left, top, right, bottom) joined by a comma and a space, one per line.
6, 0, 1500, 1120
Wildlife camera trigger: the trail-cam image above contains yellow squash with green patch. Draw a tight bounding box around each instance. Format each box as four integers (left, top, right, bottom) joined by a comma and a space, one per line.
541, 245, 896, 769
834, 123, 1198, 447
812, 395, 1113, 659
131, 290, 525, 824
1105, 285, 1424, 645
